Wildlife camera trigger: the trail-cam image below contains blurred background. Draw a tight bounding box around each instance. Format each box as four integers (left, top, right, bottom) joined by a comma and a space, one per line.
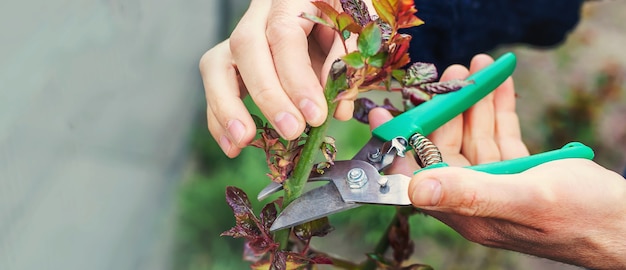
1, 1, 625, 270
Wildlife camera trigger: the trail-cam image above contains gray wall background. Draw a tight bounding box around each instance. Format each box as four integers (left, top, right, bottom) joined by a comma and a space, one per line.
0, 0, 239, 269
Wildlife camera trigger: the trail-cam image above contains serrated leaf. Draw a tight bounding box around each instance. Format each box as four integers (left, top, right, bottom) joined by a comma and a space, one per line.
403, 62, 438, 86
396, 0, 424, 29
311, 1, 339, 24
358, 22, 382, 57
224, 186, 255, 221
293, 217, 333, 241
388, 34, 412, 69
260, 203, 277, 232
222, 187, 279, 260
299, 12, 335, 29
418, 79, 472, 94
368, 51, 388, 68
342, 51, 365, 69
340, 0, 372, 26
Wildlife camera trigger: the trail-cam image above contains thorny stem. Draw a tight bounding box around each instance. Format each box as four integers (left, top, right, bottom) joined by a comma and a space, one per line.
275, 59, 348, 249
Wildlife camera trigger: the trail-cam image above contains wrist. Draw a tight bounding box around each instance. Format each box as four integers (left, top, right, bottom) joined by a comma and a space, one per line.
579, 172, 626, 269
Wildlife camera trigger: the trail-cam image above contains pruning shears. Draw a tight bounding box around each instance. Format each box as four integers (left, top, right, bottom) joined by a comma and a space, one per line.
258, 52, 595, 232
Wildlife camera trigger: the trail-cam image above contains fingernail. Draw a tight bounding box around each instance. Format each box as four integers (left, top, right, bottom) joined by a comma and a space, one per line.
299, 99, 322, 125
274, 112, 299, 138
219, 135, 232, 154
411, 179, 442, 206
226, 119, 245, 145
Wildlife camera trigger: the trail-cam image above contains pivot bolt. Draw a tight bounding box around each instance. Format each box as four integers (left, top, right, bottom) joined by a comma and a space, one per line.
346, 168, 368, 189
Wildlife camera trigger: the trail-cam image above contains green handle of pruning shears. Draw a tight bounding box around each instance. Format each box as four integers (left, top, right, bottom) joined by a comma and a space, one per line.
372, 52, 517, 142
418, 142, 595, 174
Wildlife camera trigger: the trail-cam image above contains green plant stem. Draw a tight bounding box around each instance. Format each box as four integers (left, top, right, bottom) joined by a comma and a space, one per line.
275, 60, 348, 249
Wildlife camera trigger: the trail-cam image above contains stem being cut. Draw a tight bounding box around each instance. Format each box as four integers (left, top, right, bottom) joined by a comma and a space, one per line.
275, 60, 348, 248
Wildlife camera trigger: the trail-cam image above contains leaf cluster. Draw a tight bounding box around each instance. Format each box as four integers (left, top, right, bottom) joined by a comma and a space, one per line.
302, 0, 471, 124
222, 187, 333, 269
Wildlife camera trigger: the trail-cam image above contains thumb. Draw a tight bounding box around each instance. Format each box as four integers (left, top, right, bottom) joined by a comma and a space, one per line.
409, 167, 534, 218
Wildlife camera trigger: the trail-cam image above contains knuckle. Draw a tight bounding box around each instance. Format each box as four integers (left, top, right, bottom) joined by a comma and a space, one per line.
265, 16, 302, 51
229, 28, 255, 54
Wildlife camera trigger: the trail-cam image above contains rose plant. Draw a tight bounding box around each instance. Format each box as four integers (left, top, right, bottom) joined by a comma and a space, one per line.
221, 1, 469, 269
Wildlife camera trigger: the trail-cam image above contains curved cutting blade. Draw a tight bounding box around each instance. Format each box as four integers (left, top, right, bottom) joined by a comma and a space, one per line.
269, 183, 360, 232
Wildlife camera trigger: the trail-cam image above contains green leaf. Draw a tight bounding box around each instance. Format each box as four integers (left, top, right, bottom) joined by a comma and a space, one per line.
299, 13, 335, 29
251, 114, 264, 129
358, 22, 382, 57
368, 51, 388, 68
342, 29, 351, 40
337, 12, 361, 33
392, 69, 406, 82
342, 51, 365, 68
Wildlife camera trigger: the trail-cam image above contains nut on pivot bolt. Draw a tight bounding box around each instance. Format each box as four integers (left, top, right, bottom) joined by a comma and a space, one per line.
346, 168, 368, 189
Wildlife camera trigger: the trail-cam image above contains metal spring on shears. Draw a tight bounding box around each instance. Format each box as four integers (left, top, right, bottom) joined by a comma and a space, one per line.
409, 133, 443, 167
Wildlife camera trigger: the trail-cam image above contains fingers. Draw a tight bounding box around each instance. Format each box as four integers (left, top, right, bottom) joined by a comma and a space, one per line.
229, 0, 304, 140
493, 77, 530, 159
409, 167, 531, 219
201, 40, 257, 158
266, 0, 328, 126
428, 64, 470, 167
461, 54, 502, 165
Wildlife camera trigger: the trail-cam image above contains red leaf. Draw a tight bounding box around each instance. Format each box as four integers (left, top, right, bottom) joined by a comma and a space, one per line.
260, 203, 278, 231
310, 255, 333, 265
402, 86, 431, 107
311, 1, 339, 24
403, 62, 438, 86
224, 186, 255, 221
387, 34, 412, 70
353, 97, 403, 124
222, 187, 279, 260
418, 79, 472, 94
396, 0, 424, 29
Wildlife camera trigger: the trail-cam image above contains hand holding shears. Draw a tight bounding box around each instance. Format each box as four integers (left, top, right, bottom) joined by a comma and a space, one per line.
258, 53, 595, 232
